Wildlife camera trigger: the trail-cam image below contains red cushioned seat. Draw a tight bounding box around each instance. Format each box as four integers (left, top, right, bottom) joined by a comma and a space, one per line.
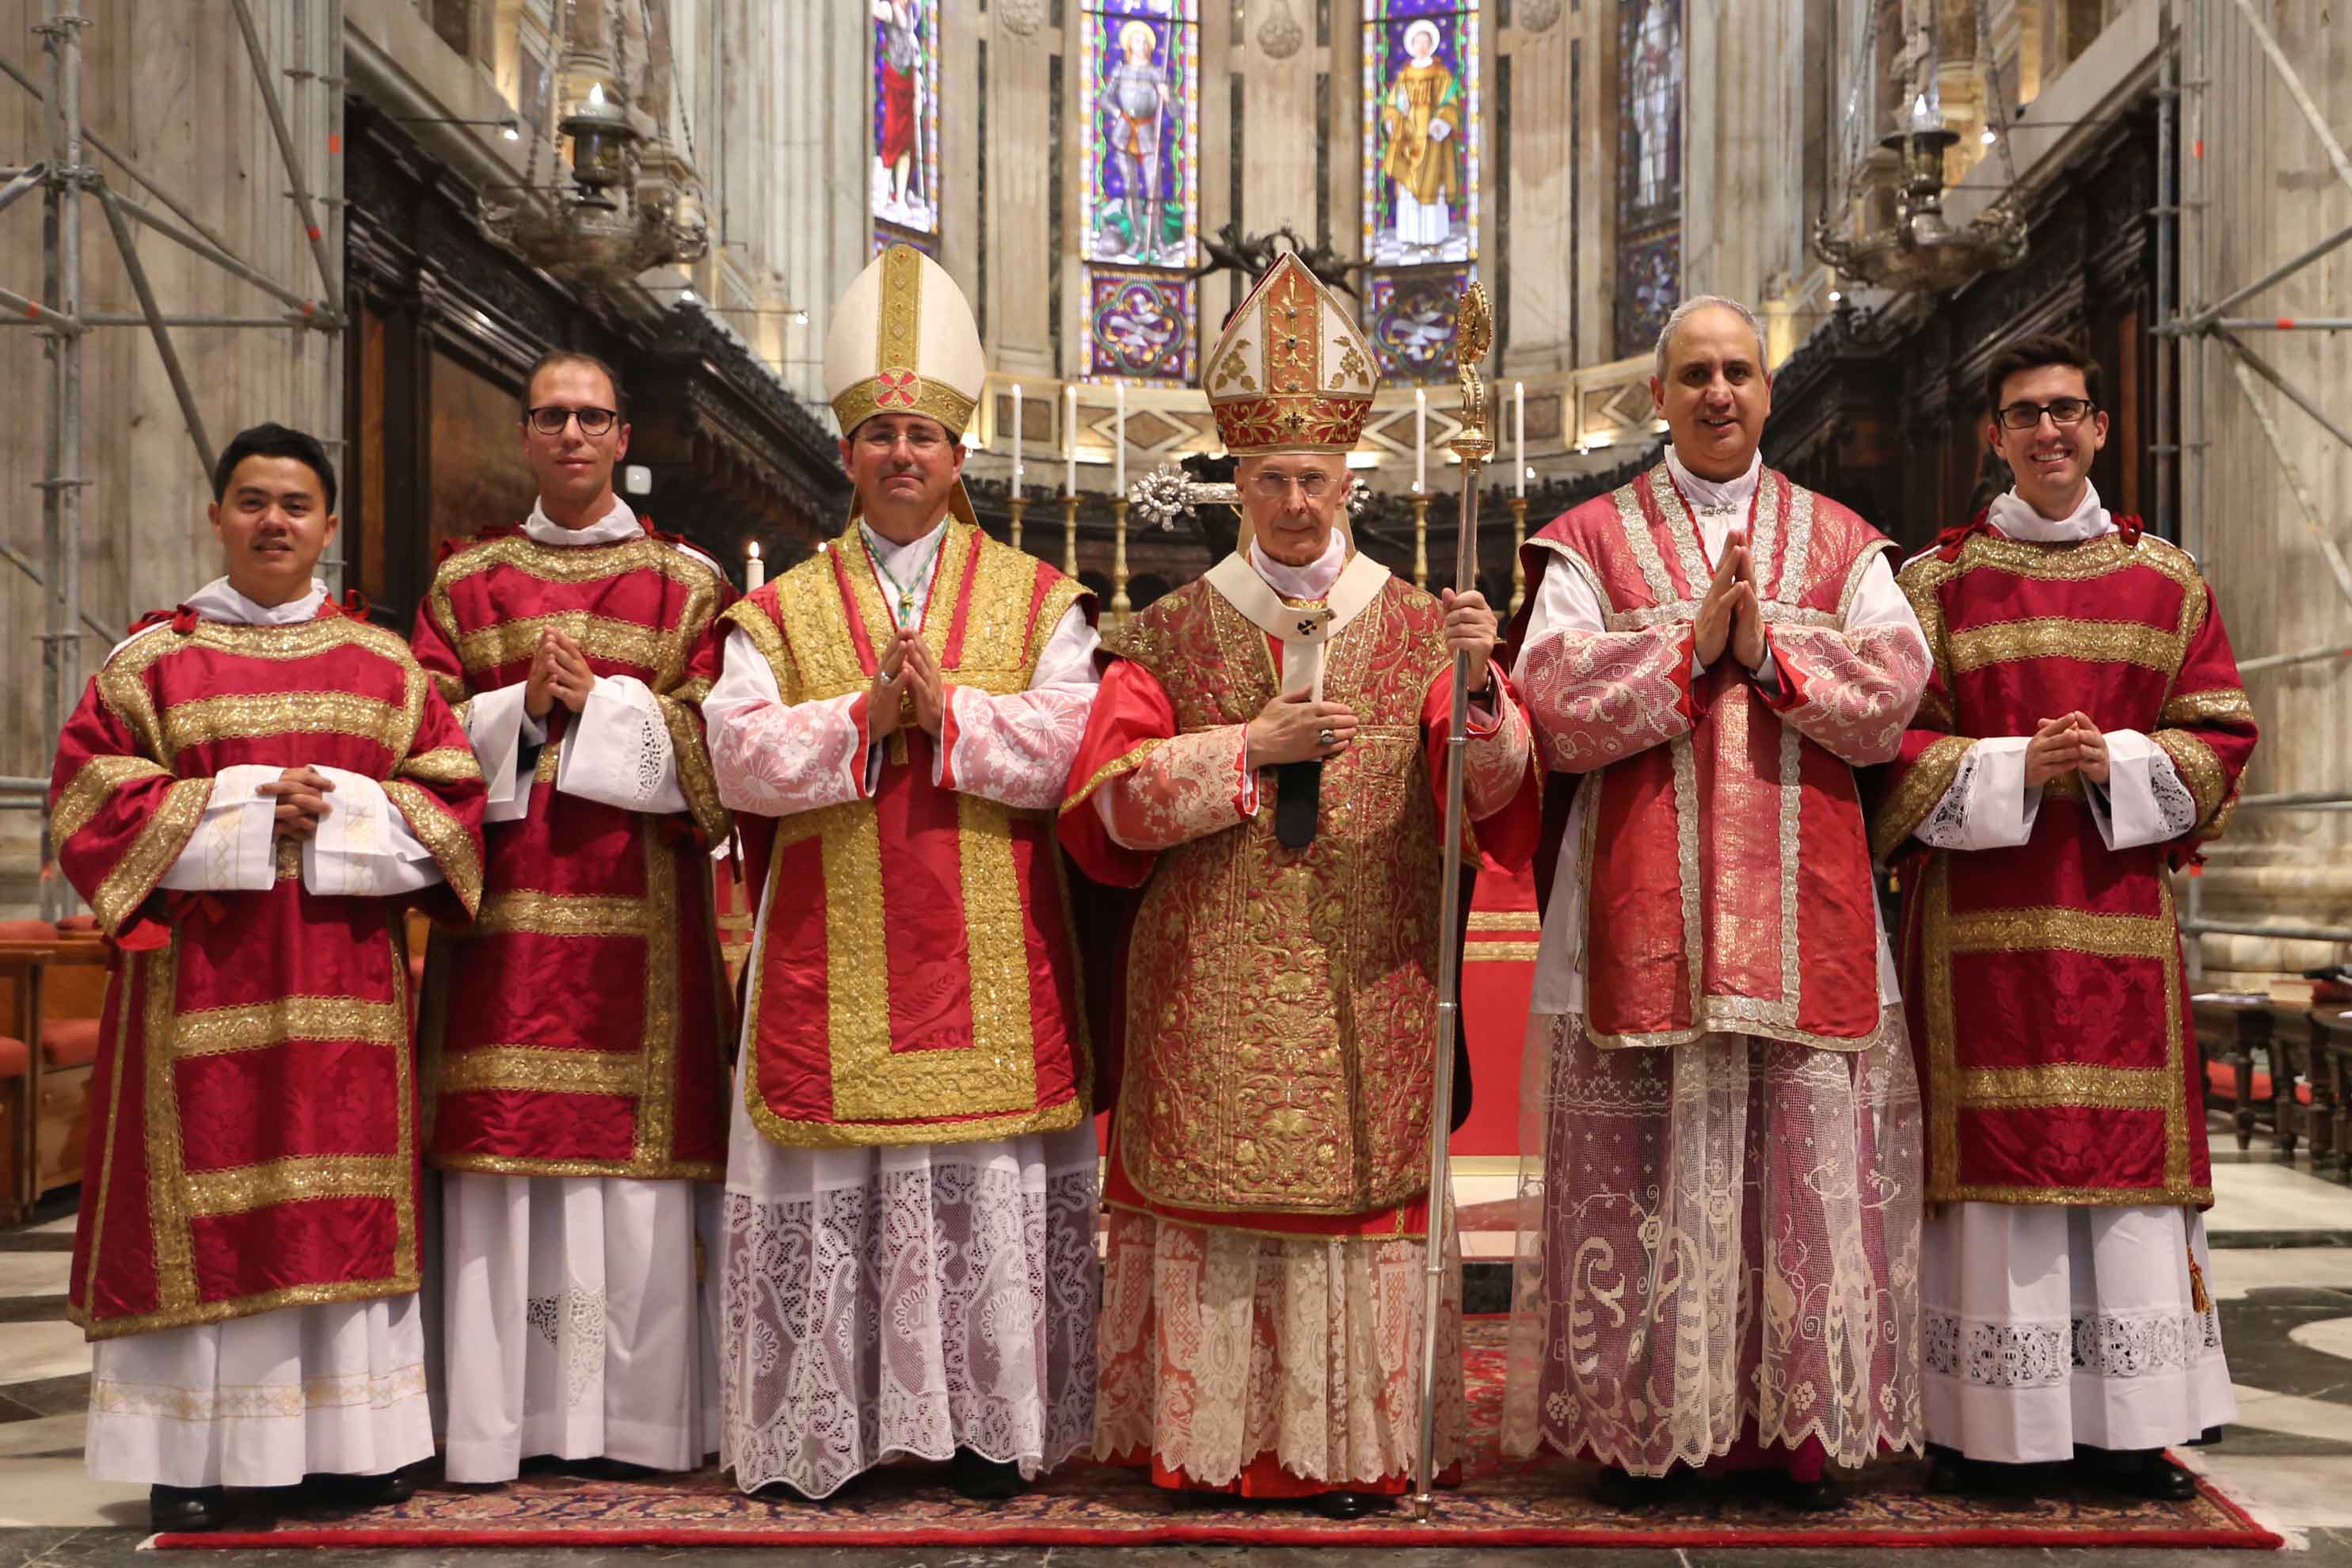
0, 1035, 27, 1079
2205, 1058, 2315, 1106
0, 919, 55, 942
40, 1018, 100, 1069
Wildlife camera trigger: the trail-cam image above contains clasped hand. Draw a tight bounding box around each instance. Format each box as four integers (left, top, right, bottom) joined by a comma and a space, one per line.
259, 766, 335, 843
2025, 711, 2110, 787
1693, 530, 1767, 672
524, 629, 596, 721
869, 626, 947, 740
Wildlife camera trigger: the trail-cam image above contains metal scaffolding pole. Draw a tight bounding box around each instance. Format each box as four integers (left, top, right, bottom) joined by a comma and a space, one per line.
32, 12, 85, 921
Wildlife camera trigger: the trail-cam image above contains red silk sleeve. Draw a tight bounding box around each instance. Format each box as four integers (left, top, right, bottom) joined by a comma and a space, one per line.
385, 679, 490, 921
46, 663, 211, 949
1757, 622, 1931, 767
408, 578, 474, 713
2151, 584, 2259, 855
1057, 657, 1196, 889
1515, 623, 1698, 774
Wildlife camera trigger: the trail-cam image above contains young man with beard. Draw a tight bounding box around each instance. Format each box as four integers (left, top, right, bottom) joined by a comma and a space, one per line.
411, 351, 733, 1486
1872, 334, 2256, 1500
55, 424, 485, 1531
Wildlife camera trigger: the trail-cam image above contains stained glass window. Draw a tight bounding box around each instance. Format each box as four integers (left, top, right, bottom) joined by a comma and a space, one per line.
1613, 0, 1680, 358
1079, 0, 1201, 381
871, 0, 942, 242
1361, 0, 1479, 380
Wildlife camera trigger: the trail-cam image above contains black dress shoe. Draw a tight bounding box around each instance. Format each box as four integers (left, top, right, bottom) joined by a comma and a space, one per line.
949, 1448, 1025, 1500
1309, 1490, 1391, 1520
1926, 1446, 1972, 1494
1591, 1466, 1680, 1508
150, 1484, 229, 1532
2075, 1447, 2200, 1501
307, 1467, 416, 1509
565, 1456, 661, 1482
1772, 1473, 1844, 1513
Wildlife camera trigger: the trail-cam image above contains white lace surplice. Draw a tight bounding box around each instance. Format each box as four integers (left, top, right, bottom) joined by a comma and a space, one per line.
706, 530, 1104, 1496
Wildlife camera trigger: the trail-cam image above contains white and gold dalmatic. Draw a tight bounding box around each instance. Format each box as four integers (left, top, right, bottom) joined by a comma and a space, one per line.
1060, 254, 1540, 1501
702, 245, 1104, 1498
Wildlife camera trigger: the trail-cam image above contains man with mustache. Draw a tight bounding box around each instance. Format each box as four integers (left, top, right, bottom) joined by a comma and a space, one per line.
1873, 334, 2256, 1501
1503, 295, 1930, 1509
410, 351, 733, 1487
701, 245, 1101, 1502
54, 424, 485, 1531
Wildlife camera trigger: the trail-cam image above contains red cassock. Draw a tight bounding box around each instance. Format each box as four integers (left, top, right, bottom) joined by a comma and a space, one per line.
410, 523, 733, 1181
1872, 519, 2257, 1206
1512, 463, 1927, 1049
55, 600, 486, 1339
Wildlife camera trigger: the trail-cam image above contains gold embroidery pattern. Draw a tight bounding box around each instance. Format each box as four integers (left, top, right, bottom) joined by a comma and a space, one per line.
1646, 463, 1713, 594
1779, 481, 1820, 603
173, 997, 405, 1059
143, 943, 195, 1314
831, 377, 976, 440
2160, 687, 2255, 726
631, 830, 683, 1168
1944, 905, 2171, 960
1609, 480, 1676, 607
1870, 734, 1971, 863
1468, 910, 1539, 932
432, 535, 715, 593
456, 613, 666, 680
657, 692, 732, 843
93, 777, 210, 936
1948, 531, 2137, 584
183, 1153, 407, 1218
436, 1046, 643, 1097
161, 691, 406, 762
1467, 940, 1540, 961
1777, 721, 1805, 1018
472, 892, 645, 938
51, 753, 172, 844
1947, 616, 2186, 675
396, 747, 485, 787
1960, 1063, 2173, 1109
381, 778, 484, 916
1059, 737, 1170, 815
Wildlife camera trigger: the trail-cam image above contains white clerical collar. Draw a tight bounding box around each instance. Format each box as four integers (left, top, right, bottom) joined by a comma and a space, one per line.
1248, 528, 1348, 601
525, 493, 639, 547
184, 576, 328, 626
1664, 444, 1761, 517
1987, 481, 2114, 543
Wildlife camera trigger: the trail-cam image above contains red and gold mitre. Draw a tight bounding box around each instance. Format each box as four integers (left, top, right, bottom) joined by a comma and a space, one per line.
1204, 252, 1380, 456
824, 244, 985, 440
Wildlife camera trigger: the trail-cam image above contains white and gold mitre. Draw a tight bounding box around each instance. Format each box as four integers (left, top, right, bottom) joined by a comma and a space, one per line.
824, 244, 985, 440
1203, 252, 1380, 456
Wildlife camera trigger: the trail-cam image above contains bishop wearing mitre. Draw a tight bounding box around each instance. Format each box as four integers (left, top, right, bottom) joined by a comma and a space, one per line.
1060, 253, 1540, 1517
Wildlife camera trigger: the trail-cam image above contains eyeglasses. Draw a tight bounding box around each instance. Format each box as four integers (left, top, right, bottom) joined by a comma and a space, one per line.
1996, 398, 2096, 432
527, 405, 619, 436
1247, 471, 1338, 500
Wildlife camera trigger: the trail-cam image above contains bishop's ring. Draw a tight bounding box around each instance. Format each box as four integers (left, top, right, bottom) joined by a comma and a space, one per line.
1318, 728, 1337, 748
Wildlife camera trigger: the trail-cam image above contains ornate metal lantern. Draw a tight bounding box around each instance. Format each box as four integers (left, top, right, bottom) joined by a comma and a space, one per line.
1814, 93, 2026, 295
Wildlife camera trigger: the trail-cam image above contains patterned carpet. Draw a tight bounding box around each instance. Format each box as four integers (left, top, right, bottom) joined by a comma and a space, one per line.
156, 1321, 2282, 1549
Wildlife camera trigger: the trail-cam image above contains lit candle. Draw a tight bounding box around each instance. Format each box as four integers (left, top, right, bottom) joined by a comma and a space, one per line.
1414, 389, 1427, 494
1114, 380, 1128, 494
1515, 381, 1527, 499
1010, 382, 1024, 498
744, 540, 764, 592
1065, 385, 1078, 498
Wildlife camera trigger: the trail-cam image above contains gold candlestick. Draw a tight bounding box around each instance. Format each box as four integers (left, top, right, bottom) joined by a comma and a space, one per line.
1111, 498, 1133, 619
1509, 495, 1529, 614
1061, 495, 1080, 578
1008, 494, 1029, 554
1412, 493, 1431, 590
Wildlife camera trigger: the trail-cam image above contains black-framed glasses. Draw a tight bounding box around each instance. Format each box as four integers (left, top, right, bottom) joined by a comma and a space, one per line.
527, 405, 619, 436
1997, 398, 2096, 431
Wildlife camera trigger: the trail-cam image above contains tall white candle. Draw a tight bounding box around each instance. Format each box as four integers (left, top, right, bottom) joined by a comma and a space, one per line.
744, 540, 764, 592
1065, 385, 1078, 497
1515, 381, 1527, 499
1114, 380, 1128, 494
1414, 389, 1427, 494
1010, 382, 1024, 498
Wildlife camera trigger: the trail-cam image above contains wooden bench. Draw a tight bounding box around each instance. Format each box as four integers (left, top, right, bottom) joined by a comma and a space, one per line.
2191, 995, 2307, 1155
0, 922, 112, 1222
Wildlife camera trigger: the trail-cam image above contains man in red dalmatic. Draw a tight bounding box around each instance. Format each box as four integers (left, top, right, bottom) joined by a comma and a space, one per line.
1502, 296, 1930, 1511
56, 424, 485, 1532
1871, 334, 2257, 1501
702, 245, 1102, 1502
1060, 253, 1541, 1519
410, 352, 733, 1485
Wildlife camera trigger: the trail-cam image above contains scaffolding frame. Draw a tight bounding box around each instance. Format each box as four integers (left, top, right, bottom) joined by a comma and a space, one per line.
2156, 0, 2352, 980
0, 6, 344, 918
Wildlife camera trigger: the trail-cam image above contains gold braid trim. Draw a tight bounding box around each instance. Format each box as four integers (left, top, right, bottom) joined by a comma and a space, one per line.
382, 778, 484, 917
92, 777, 211, 936
2160, 687, 2255, 726
172, 996, 406, 1059
456, 613, 665, 678
1947, 616, 2186, 675
51, 753, 173, 844
398, 747, 485, 787
1869, 733, 1971, 864
2152, 726, 2230, 828
1943, 905, 2172, 960
657, 692, 733, 843
1058, 738, 1170, 816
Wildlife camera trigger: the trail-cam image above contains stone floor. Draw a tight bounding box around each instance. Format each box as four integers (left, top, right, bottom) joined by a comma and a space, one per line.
4, 1134, 2350, 1565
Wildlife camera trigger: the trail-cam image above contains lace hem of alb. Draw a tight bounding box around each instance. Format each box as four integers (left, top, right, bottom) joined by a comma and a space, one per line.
716, 1157, 1099, 1498
1923, 1306, 2225, 1389
90, 1362, 428, 1422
